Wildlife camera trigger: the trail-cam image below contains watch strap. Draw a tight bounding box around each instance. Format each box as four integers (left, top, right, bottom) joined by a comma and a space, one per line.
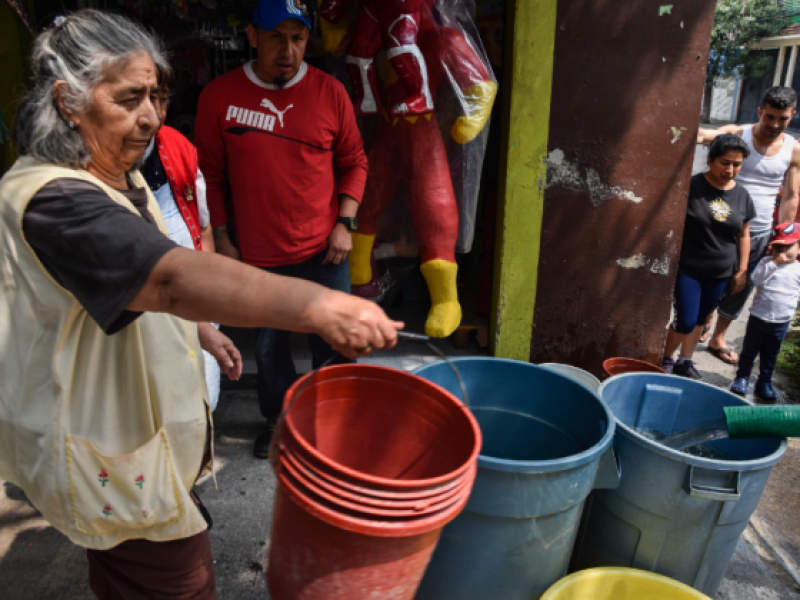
337, 216, 358, 231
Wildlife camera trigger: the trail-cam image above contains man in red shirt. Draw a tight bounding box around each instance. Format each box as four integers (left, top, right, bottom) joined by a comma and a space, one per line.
195, 0, 368, 459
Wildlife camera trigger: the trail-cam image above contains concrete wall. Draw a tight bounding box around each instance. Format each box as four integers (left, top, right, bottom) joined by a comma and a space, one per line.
529, 0, 718, 374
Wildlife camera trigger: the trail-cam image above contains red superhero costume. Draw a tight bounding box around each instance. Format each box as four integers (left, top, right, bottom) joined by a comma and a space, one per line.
322, 0, 432, 117
320, 0, 497, 337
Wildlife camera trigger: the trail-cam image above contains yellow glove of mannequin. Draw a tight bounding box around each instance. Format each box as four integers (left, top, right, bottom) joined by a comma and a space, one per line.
450, 80, 498, 145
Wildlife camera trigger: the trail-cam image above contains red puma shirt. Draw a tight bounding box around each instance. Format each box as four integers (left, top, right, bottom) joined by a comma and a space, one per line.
196, 62, 368, 267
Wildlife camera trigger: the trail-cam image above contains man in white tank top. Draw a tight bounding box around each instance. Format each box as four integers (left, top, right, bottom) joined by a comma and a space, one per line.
695, 86, 800, 364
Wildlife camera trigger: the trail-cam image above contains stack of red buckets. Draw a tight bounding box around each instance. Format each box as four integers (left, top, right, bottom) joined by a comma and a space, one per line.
267, 364, 482, 600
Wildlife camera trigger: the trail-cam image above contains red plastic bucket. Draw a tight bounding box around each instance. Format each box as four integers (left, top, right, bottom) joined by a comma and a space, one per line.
269, 487, 445, 600
267, 364, 482, 600
279, 449, 474, 513
276, 454, 477, 534
285, 446, 469, 503
603, 357, 666, 378
279, 365, 480, 492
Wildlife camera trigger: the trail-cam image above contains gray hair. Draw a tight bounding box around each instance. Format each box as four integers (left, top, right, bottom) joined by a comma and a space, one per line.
15, 10, 169, 168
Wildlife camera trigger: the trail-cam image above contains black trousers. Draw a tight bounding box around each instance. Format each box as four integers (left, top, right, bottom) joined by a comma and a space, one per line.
735, 316, 791, 384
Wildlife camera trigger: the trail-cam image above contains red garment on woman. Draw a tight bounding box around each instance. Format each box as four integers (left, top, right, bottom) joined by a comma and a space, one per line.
155, 125, 202, 251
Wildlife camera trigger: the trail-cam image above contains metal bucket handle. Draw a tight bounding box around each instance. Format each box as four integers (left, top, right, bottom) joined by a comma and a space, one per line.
268, 332, 470, 467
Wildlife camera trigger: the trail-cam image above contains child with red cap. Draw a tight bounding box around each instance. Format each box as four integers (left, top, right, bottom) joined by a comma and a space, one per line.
730, 222, 800, 400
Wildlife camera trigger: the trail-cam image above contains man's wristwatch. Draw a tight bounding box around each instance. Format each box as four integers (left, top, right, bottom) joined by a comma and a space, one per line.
337, 216, 359, 232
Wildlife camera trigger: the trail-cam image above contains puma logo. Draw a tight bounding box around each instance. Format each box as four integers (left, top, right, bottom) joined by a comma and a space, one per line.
260, 99, 294, 128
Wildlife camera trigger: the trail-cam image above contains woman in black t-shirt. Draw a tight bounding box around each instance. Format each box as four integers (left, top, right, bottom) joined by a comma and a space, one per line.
662, 134, 756, 378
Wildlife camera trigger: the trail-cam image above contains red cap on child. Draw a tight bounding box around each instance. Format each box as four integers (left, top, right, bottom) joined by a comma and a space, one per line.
771, 222, 800, 246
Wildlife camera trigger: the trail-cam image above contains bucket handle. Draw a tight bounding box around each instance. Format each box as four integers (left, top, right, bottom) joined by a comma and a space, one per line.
593, 443, 622, 490
686, 466, 741, 502
268, 332, 470, 467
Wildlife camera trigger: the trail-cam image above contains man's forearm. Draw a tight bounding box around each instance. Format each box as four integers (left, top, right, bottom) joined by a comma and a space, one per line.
339, 195, 359, 218
697, 125, 738, 145
780, 150, 800, 223
779, 193, 799, 223
697, 128, 713, 145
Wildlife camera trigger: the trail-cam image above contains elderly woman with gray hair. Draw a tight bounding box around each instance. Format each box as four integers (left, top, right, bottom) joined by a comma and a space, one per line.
0, 10, 401, 599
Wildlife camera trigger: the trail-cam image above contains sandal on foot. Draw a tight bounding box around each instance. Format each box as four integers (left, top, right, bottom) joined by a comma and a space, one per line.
708, 346, 739, 365
699, 325, 712, 344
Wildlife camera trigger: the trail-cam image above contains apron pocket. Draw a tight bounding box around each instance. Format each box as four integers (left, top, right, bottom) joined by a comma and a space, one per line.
67, 429, 183, 537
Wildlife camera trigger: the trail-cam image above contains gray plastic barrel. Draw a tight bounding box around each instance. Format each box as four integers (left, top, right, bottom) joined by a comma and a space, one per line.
412, 358, 618, 600
541, 363, 601, 392
571, 373, 786, 596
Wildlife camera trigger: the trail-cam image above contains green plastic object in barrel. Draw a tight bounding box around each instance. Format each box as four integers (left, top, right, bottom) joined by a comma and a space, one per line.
655, 405, 800, 451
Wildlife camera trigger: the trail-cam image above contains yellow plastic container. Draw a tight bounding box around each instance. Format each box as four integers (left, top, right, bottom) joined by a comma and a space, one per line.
540, 568, 712, 600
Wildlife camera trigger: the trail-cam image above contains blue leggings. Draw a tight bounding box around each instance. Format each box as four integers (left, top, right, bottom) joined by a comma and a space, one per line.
672, 273, 728, 335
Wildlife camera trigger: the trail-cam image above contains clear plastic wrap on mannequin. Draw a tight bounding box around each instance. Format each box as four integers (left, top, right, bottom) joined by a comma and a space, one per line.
319, 0, 496, 337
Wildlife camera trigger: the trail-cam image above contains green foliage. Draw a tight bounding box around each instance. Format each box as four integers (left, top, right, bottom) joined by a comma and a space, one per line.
707, 0, 790, 87
776, 338, 800, 379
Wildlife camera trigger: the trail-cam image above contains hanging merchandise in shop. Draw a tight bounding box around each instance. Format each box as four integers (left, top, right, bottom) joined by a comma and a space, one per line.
319, 0, 497, 338
92, 0, 259, 141
6, 0, 35, 33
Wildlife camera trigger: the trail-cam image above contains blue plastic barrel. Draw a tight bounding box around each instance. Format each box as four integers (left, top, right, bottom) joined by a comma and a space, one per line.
413, 358, 618, 600
571, 373, 786, 596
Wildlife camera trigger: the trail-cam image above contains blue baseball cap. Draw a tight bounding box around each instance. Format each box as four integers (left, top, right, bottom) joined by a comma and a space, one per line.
252, 0, 312, 32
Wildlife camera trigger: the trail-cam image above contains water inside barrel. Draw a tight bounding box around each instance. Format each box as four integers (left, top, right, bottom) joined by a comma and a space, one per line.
472, 406, 587, 461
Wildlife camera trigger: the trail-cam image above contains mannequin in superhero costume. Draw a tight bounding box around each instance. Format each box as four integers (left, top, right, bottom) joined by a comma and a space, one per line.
320, 0, 496, 337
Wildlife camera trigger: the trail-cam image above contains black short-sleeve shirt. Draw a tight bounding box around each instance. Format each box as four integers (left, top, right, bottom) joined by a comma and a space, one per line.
678, 173, 757, 279
22, 177, 177, 334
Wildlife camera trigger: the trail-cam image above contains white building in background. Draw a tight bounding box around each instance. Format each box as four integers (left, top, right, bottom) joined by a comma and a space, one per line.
706, 24, 800, 126
753, 28, 800, 88
709, 75, 742, 123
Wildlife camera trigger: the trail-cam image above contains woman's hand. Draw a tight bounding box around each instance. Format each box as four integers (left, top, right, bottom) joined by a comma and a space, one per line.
730, 270, 747, 295
197, 323, 243, 380
307, 290, 403, 358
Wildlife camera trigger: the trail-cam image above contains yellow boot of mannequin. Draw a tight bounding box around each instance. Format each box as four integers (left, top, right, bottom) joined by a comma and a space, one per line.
349, 232, 376, 286
420, 259, 462, 338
